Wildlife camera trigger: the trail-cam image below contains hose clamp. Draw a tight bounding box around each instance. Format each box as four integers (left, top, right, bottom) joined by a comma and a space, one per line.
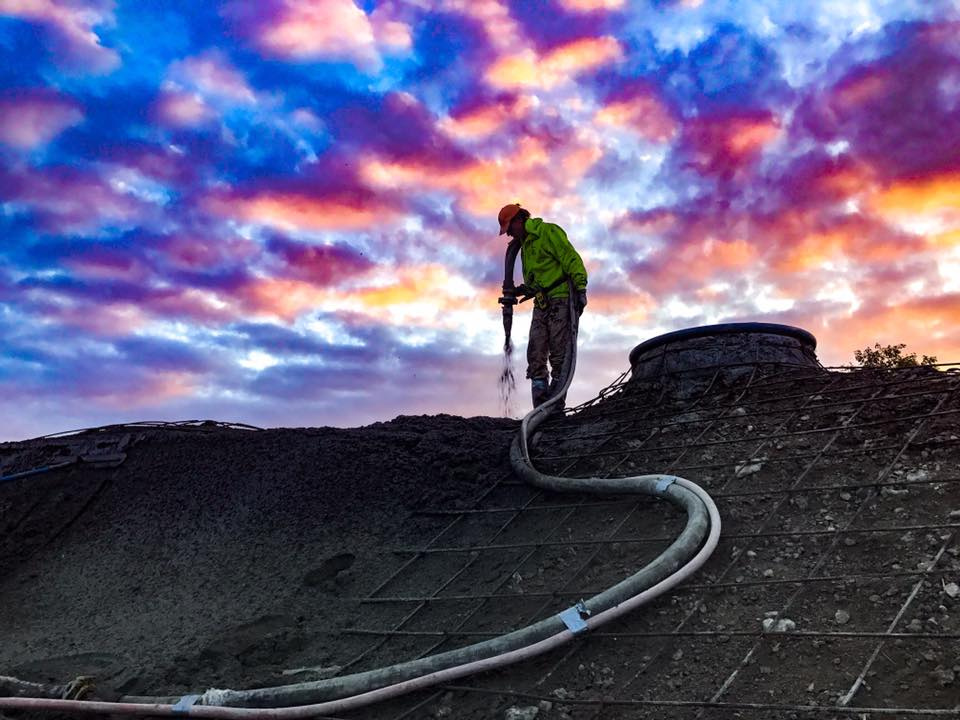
558, 600, 591, 634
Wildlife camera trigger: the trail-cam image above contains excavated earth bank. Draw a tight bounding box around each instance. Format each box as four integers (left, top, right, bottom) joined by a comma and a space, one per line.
3, 359, 960, 720
0, 417, 516, 707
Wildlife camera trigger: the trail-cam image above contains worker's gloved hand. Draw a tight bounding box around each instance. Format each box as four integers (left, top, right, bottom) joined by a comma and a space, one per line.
515, 283, 534, 299
575, 289, 587, 315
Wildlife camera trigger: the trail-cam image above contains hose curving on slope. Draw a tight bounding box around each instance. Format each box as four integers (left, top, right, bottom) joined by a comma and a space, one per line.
0, 291, 721, 718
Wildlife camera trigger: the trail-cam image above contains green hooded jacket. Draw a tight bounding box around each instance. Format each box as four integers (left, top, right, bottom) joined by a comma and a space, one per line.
520, 217, 588, 300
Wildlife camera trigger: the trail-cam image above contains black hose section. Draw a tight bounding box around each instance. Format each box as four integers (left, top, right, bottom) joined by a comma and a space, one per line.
502, 238, 521, 291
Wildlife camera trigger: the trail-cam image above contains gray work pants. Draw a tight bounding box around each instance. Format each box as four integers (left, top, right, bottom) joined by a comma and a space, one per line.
526, 297, 573, 408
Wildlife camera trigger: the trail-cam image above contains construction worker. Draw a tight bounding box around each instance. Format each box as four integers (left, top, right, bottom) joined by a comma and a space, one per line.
498, 203, 588, 409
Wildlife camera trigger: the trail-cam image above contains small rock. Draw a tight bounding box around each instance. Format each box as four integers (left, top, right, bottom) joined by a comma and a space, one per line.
672, 649, 683, 661
763, 569, 774, 578
839, 492, 852, 501
776, 618, 796, 632
736, 460, 764, 477
948, 509, 960, 519
746, 550, 757, 558
881, 486, 909, 497
907, 618, 923, 632
944, 582, 960, 598
930, 667, 955, 687
505, 706, 539, 720
763, 617, 795, 632
905, 469, 929, 483
835, 610, 851, 625
733, 407, 747, 416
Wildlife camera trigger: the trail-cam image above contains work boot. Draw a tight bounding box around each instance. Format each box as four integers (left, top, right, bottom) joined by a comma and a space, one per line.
531, 378, 550, 408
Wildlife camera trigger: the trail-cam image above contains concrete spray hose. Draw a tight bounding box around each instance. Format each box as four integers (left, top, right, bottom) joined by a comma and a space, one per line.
1, 288, 721, 719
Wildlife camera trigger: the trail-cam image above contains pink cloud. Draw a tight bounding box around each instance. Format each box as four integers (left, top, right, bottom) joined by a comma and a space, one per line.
486, 36, 623, 90
222, 0, 410, 70
558, 0, 625, 11
0, 0, 119, 72
265, 236, 373, 286
156, 234, 260, 271
594, 86, 677, 142
440, 95, 534, 140
205, 185, 404, 232
152, 89, 217, 128
168, 50, 257, 104
63, 246, 151, 283
678, 110, 781, 178
0, 165, 147, 233
0, 89, 83, 149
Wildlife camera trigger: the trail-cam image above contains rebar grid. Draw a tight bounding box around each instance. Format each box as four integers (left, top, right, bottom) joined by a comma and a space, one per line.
545, 374, 958, 448
385, 521, 960, 556
836, 532, 956, 706
345, 564, 959, 608
533, 403, 960, 464
376, 362, 788, 719
349, 365, 960, 720
410, 472, 960, 516
469, 373, 861, 718
494, 371, 954, 719
700, 376, 960, 714
439, 684, 960, 716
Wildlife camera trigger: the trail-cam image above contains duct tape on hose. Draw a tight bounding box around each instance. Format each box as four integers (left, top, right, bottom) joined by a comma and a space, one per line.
558, 601, 591, 634
654, 476, 676, 494
172, 695, 201, 713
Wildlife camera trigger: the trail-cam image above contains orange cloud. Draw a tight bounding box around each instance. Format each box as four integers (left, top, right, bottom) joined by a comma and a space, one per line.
594, 93, 677, 142
205, 190, 401, 232
440, 96, 534, 140
776, 231, 847, 272
726, 115, 781, 157
237, 264, 478, 325
870, 171, 960, 219
811, 295, 960, 366
360, 132, 600, 217
486, 36, 623, 90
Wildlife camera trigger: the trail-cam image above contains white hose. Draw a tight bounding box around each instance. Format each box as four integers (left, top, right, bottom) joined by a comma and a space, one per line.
0, 290, 721, 718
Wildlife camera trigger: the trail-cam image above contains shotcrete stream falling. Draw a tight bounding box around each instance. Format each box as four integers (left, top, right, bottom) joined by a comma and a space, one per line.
0, 243, 722, 718
497, 237, 522, 416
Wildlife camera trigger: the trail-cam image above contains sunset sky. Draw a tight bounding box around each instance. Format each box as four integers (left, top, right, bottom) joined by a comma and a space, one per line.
2, 0, 960, 439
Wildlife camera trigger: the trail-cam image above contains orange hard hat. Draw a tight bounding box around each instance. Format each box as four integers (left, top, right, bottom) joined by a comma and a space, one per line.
498, 203, 522, 235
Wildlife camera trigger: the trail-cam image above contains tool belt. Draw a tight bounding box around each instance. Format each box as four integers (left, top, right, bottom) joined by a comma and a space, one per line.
521, 276, 568, 310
